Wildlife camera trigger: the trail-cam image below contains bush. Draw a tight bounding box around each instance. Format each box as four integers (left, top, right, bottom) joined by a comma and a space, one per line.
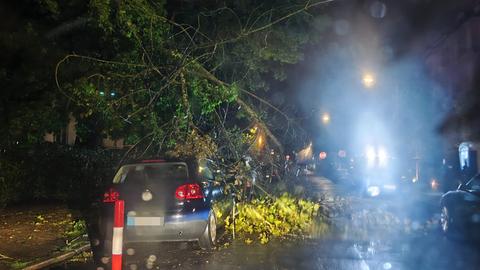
0, 143, 122, 208
224, 193, 322, 244
65, 219, 88, 239
0, 159, 25, 208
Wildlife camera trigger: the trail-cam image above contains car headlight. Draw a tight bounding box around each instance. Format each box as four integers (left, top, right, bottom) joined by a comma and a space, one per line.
378, 147, 388, 167
366, 146, 376, 161
366, 146, 376, 167
365, 146, 389, 167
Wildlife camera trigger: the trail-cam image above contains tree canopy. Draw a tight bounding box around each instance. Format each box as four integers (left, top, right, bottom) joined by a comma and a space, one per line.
1, 0, 333, 161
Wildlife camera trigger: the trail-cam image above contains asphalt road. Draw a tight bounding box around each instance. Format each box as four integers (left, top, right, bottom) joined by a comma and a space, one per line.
53, 176, 480, 270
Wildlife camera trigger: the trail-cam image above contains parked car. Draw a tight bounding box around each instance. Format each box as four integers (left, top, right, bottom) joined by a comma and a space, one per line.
440, 174, 480, 238
89, 157, 227, 267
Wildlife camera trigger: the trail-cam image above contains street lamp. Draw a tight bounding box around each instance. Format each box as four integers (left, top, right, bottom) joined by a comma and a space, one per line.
321, 113, 330, 125
362, 72, 376, 88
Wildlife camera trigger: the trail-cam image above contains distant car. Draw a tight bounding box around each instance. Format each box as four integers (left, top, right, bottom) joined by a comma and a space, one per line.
363, 176, 400, 197
440, 174, 480, 237
89, 158, 226, 267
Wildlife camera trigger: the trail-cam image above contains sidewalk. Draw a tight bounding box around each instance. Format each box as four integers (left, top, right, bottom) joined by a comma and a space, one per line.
0, 204, 89, 269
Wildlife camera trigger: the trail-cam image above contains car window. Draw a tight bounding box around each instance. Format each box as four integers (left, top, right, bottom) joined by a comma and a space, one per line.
112, 162, 189, 184
198, 158, 214, 180
466, 175, 480, 191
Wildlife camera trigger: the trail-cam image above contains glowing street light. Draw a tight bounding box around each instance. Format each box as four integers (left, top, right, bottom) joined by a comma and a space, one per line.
362, 73, 376, 88
256, 134, 265, 150
321, 113, 330, 125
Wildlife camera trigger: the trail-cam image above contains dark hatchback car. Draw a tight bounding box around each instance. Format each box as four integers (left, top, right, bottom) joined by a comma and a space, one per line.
89, 158, 226, 267
440, 174, 480, 238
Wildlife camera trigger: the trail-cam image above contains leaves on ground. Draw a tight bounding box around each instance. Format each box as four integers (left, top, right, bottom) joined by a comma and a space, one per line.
223, 193, 326, 244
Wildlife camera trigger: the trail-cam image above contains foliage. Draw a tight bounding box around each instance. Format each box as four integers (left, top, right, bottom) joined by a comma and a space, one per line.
1, 0, 328, 156
0, 0, 332, 211
225, 193, 321, 244
0, 143, 121, 208
65, 219, 87, 239
166, 129, 218, 159
0, 159, 25, 208
0, 0, 69, 145
212, 199, 233, 228
191, 79, 239, 115
9, 260, 29, 270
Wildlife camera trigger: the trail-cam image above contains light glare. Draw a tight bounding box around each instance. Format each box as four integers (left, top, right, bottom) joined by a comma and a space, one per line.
366, 146, 376, 166
431, 179, 439, 190
362, 73, 375, 88
367, 186, 380, 197
378, 147, 388, 166
322, 113, 331, 124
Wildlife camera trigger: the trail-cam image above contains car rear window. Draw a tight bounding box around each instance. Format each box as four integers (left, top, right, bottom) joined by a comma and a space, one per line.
112, 162, 189, 184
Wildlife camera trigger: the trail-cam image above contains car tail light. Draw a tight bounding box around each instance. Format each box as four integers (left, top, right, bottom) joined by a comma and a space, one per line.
103, 187, 120, 203
175, 184, 204, 200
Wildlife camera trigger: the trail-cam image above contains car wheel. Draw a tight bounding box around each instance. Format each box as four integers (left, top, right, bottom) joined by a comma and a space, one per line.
199, 212, 216, 250
440, 206, 454, 236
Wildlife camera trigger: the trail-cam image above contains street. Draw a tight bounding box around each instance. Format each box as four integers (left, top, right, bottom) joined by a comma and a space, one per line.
53, 176, 480, 270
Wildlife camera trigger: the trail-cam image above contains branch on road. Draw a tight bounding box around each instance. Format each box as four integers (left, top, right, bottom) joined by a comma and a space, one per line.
22, 244, 90, 270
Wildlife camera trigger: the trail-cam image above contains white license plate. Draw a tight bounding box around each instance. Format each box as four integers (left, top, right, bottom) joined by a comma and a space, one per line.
127, 217, 164, 226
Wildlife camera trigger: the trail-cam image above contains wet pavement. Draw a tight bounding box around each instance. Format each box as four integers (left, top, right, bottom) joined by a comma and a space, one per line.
54, 176, 480, 270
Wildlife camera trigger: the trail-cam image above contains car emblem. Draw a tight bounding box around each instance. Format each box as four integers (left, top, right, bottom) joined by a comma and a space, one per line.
142, 189, 153, 201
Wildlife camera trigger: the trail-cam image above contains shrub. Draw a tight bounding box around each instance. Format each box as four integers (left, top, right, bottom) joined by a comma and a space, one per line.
65, 219, 88, 239
224, 193, 322, 244
0, 143, 122, 208
0, 159, 26, 208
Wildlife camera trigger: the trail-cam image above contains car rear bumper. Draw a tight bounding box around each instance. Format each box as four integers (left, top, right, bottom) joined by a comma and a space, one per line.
91, 209, 210, 261
125, 210, 209, 242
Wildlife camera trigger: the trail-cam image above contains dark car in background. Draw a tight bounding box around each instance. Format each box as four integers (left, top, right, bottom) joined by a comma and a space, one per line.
440, 174, 480, 238
89, 158, 226, 268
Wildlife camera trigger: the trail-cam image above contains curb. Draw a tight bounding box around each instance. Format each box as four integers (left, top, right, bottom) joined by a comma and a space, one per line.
22, 244, 91, 270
